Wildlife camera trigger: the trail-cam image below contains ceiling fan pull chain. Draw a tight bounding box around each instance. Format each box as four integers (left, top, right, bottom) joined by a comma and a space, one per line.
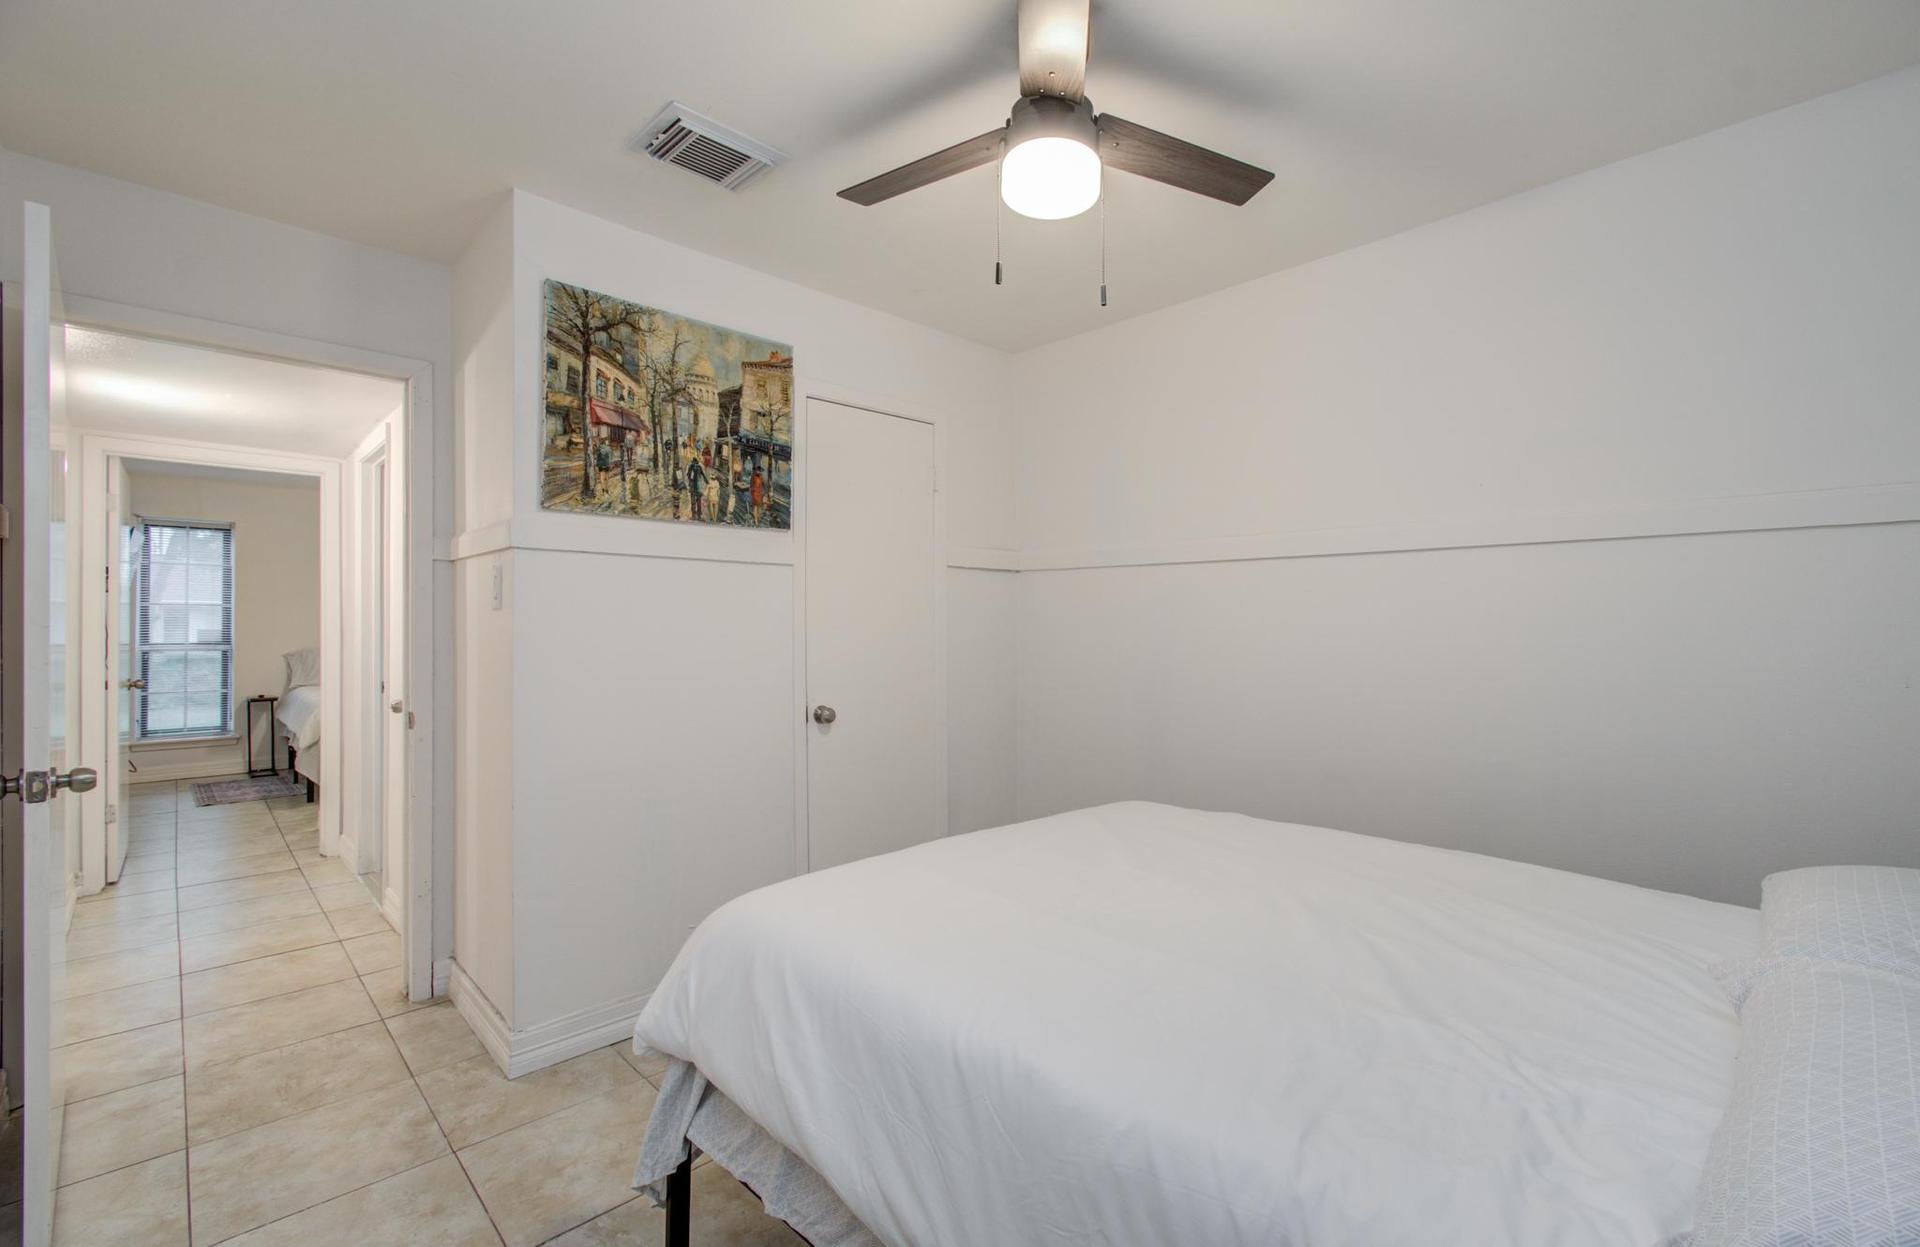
1099, 192, 1108, 307
995, 160, 1004, 286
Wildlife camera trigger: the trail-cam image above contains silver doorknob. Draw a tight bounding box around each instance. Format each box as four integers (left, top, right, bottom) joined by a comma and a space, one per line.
121, 677, 147, 689
52, 767, 98, 795
812, 705, 836, 725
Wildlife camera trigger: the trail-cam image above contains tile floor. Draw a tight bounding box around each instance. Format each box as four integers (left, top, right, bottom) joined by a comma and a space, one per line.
42, 778, 807, 1246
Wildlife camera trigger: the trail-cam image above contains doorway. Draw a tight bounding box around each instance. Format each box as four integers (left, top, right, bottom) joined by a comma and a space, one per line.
802, 397, 943, 871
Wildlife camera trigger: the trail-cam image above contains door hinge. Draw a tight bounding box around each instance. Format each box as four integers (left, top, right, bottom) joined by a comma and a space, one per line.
0, 502, 10, 540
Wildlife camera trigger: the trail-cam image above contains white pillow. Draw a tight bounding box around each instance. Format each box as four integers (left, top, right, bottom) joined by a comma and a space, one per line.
283, 647, 321, 691
1760, 866, 1920, 981
1686, 958, 1920, 1246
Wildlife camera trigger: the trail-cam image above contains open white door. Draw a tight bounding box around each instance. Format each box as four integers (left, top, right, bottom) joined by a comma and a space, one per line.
3, 202, 90, 1247
103, 458, 133, 882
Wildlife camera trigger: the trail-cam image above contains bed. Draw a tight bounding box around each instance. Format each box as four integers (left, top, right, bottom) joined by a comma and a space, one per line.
274, 648, 321, 803
631, 801, 1764, 1247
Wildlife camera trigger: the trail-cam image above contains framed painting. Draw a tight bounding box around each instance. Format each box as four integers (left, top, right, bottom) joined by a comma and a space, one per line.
539, 278, 793, 528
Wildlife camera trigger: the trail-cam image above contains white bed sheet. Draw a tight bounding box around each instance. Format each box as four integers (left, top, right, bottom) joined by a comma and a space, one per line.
634, 802, 1761, 1247
275, 684, 321, 752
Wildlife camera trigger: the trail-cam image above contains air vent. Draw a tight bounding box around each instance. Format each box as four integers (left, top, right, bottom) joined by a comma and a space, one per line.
631, 101, 785, 192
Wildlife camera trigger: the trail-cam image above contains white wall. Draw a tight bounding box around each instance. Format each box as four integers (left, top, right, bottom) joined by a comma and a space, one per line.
0, 148, 459, 963
451, 190, 1019, 1051
121, 469, 319, 779
1011, 66, 1920, 906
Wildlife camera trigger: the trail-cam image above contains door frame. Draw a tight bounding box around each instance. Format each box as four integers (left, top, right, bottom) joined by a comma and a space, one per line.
78, 433, 344, 863
790, 383, 949, 877
64, 294, 438, 1004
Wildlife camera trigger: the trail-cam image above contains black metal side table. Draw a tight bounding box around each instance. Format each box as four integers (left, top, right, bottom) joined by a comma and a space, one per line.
246, 695, 279, 777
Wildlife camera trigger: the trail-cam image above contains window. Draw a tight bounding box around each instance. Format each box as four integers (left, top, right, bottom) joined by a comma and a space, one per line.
135, 520, 235, 741
546, 352, 559, 376
566, 365, 580, 393
595, 373, 608, 399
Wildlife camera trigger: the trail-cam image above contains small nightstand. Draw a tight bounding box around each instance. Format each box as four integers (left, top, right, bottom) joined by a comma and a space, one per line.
245, 695, 279, 777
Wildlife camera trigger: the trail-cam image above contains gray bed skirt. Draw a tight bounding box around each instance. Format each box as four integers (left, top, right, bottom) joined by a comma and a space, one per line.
632, 1057, 886, 1247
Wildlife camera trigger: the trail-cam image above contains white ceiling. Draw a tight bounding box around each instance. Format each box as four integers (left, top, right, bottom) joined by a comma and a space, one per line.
122, 459, 318, 490
5, 1, 1918, 351
64, 327, 404, 459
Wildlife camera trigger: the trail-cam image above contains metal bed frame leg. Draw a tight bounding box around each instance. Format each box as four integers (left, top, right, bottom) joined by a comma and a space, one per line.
664, 1154, 692, 1247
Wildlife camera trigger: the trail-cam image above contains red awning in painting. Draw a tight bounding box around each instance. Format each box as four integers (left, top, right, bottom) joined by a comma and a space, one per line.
588, 399, 647, 433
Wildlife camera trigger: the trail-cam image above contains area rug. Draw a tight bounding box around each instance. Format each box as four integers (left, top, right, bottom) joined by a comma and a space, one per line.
191, 772, 306, 806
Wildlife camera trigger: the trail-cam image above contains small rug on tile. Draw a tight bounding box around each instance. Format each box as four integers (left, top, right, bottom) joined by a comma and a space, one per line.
191, 773, 306, 806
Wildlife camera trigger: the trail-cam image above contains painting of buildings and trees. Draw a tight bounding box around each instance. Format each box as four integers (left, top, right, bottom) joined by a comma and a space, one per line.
540, 279, 793, 528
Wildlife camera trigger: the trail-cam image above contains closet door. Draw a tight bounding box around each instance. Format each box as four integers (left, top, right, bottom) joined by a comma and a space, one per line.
804, 398, 939, 872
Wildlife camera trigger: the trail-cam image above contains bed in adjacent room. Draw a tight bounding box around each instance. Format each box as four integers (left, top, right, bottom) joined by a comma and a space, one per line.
632, 802, 1779, 1247
274, 646, 321, 802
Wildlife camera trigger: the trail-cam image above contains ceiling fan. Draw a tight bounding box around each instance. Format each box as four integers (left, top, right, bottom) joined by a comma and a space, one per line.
837, 0, 1273, 221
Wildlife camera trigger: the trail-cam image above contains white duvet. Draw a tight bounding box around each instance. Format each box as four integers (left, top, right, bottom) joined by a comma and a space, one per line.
634, 802, 1760, 1247
274, 684, 321, 751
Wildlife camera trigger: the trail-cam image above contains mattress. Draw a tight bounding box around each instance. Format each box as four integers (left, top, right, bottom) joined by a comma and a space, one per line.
633, 801, 1762, 1247
275, 684, 321, 752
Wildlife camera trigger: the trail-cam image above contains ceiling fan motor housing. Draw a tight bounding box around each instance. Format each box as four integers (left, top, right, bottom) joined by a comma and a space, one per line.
1007, 94, 1097, 152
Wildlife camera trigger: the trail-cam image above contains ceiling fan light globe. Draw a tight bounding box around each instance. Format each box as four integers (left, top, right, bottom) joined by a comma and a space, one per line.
1001, 136, 1102, 220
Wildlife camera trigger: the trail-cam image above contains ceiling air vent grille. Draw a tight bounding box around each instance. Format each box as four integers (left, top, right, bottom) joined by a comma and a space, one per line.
631, 101, 785, 192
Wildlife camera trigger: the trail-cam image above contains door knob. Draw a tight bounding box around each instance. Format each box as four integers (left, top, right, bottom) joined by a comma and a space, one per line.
812, 705, 837, 725
121, 677, 147, 689
52, 767, 98, 795
390, 700, 404, 714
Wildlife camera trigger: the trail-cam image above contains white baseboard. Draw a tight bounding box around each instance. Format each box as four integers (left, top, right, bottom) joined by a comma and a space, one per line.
431, 957, 452, 998
381, 886, 405, 935
123, 757, 248, 785
446, 959, 650, 1080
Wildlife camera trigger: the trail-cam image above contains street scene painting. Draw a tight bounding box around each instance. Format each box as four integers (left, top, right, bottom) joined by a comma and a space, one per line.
540, 278, 793, 528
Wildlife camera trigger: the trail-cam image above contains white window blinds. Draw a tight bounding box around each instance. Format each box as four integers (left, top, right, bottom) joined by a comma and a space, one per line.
136, 519, 235, 740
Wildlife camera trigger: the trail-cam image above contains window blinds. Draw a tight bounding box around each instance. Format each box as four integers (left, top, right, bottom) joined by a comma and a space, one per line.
136, 519, 235, 740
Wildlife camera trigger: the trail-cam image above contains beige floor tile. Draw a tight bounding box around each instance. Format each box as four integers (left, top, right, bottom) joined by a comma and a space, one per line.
60, 978, 181, 1046
185, 978, 377, 1070
342, 930, 402, 975
324, 904, 392, 940
119, 850, 175, 877
182, 943, 357, 1016
360, 968, 433, 1019
222, 1154, 500, 1246
179, 914, 336, 974
57, 944, 178, 1001
279, 829, 319, 852
57, 1022, 183, 1102
385, 1003, 484, 1076
52, 1150, 188, 1247
614, 1042, 672, 1085
310, 880, 372, 912
188, 1081, 449, 1245
420, 1047, 638, 1151
69, 889, 177, 927
176, 870, 307, 912
174, 834, 289, 866
177, 890, 321, 940
66, 914, 178, 961
57, 1076, 184, 1187
175, 801, 274, 828
457, 1080, 657, 1247
97, 868, 176, 897
270, 808, 318, 833
186, 1022, 411, 1145
177, 848, 297, 888
547, 1162, 807, 1246
176, 817, 283, 843
299, 859, 356, 888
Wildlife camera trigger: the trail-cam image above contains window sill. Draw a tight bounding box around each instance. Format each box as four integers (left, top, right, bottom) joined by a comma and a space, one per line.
130, 735, 240, 752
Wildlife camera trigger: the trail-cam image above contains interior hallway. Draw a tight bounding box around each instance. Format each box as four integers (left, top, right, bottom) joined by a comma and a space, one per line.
48, 780, 804, 1245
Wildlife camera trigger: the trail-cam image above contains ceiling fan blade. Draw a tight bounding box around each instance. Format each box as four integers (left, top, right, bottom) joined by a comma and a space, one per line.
1096, 113, 1274, 206
838, 128, 1007, 206
1018, 0, 1090, 101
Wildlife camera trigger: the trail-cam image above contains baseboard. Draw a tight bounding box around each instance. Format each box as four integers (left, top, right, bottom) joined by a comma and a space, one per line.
446, 959, 650, 1079
380, 886, 405, 935
123, 757, 248, 785
431, 957, 452, 998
